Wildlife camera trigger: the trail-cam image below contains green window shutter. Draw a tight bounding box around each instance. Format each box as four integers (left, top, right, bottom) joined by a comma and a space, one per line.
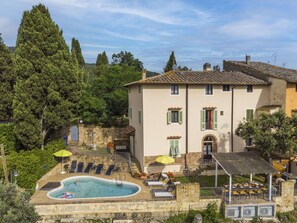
128, 108, 132, 119
175, 140, 180, 156
246, 109, 253, 121
201, 110, 206, 131
178, 111, 183, 124
214, 110, 218, 130
169, 140, 175, 156
167, 111, 172, 124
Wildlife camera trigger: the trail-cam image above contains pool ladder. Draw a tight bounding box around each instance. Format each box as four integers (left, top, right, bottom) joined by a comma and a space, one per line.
116, 174, 125, 186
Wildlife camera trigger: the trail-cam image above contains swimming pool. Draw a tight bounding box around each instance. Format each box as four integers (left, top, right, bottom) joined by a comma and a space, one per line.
47, 176, 141, 200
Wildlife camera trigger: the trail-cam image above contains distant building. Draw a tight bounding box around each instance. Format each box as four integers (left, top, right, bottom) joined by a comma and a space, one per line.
224, 56, 297, 116
126, 69, 270, 173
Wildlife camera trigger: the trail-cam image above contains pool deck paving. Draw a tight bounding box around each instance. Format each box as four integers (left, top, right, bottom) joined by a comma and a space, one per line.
30, 171, 158, 205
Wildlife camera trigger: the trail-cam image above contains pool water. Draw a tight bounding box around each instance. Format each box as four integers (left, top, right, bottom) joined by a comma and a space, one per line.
48, 176, 140, 199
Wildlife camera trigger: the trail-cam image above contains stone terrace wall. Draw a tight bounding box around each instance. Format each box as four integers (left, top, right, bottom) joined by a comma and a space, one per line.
35, 183, 221, 223
74, 124, 128, 148
275, 181, 295, 212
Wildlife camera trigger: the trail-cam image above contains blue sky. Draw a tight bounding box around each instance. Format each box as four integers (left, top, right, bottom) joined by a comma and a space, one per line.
1, 0, 297, 72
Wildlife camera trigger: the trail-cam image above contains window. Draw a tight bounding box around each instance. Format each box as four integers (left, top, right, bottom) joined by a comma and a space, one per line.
167, 110, 183, 124
205, 85, 213, 95
223, 85, 230, 91
201, 109, 217, 130
169, 140, 180, 157
246, 109, 254, 121
171, 84, 179, 95
138, 110, 142, 123
247, 85, 253, 92
138, 85, 141, 93
128, 108, 132, 119
246, 138, 253, 147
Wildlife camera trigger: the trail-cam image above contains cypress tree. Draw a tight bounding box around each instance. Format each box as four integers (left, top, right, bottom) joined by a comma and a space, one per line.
71, 37, 85, 68
163, 51, 177, 73
0, 35, 15, 121
13, 4, 80, 149
96, 51, 109, 66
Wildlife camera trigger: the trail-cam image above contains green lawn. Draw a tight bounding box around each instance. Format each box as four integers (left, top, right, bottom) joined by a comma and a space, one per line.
175, 174, 265, 187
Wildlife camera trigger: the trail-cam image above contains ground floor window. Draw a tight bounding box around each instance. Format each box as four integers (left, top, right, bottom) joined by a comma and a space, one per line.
169, 139, 180, 157
203, 136, 215, 161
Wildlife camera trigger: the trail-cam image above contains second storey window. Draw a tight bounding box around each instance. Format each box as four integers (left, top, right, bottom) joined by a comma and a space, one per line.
223, 85, 230, 91
205, 84, 213, 95
247, 85, 253, 92
201, 109, 217, 130
171, 84, 179, 95
167, 110, 183, 124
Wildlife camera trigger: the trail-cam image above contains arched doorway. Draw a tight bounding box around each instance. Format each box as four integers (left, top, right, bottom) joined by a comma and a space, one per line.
202, 135, 217, 162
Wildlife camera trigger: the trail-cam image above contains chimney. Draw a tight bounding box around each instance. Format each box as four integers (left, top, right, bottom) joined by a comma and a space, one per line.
142, 69, 147, 79
213, 65, 220, 71
246, 55, 251, 65
203, 63, 211, 71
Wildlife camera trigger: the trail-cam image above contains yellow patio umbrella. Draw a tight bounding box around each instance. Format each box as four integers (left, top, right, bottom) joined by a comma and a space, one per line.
53, 150, 72, 174
155, 155, 175, 164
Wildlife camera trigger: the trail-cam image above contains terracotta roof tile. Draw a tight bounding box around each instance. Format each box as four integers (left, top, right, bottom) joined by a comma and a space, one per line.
226, 61, 297, 83
125, 70, 269, 86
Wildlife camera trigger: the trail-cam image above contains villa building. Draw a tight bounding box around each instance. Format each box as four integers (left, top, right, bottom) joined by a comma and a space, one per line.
224, 56, 297, 116
126, 68, 270, 173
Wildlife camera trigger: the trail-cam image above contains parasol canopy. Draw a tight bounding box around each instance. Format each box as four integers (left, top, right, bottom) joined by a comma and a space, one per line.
53, 149, 72, 174
155, 155, 175, 164
53, 149, 72, 157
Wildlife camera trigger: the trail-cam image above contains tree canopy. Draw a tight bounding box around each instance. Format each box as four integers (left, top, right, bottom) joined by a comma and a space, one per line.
112, 51, 143, 72
164, 51, 177, 73
0, 182, 39, 223
71, 37, 85, 68
0, 35, 15, 121
79, 52, 142, 126
96, 51, 109, 66
13, 4, 80, 149
236, 111, 297, 158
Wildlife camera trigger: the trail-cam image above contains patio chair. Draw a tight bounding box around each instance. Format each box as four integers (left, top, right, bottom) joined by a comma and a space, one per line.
105, 165, 115, 176
95, 164, 104, 174
153, 191, 174, 198
77, 162, 84, 173
146, 181, 165, 187
69, 160, 77, 173
84, 162, 93, 173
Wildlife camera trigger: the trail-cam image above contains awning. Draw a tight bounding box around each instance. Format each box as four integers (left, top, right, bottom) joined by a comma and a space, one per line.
212, 152, 277, 175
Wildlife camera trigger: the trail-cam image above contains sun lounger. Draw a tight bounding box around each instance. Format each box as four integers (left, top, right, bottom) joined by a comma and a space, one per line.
105, 165, 115, 175
146, 181, 165, 187
95, 164, 104, 174
152, 184, 175, 193
69, 160, 77, 173
77, 162, 84, 173
84, 163, 93, 173
153, 191, 174, 198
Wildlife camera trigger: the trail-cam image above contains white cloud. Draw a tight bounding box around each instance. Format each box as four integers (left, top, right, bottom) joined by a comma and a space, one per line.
82, 43, 121, 49
219, 18, 292, 39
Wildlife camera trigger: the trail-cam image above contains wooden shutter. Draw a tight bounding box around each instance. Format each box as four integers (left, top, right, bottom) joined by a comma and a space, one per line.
174, 140, 180, 156
201, 110, 206, 131
167, 111, 171, 124
169, 140, 175, 156
138, 110, 142, 123
246, 109, 253, 121
178, 111, 183, 124
214, 110, 218, 130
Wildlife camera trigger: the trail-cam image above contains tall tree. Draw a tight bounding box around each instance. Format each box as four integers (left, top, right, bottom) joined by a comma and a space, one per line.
164, 51, 177, 73
112, 51, 143, 72
0, 182, 39, 223
71, 37, 85, 68
13, 4, 80, 149
0, 35, 15, 121
236, 111, 297, 159
96, 51, 109, 66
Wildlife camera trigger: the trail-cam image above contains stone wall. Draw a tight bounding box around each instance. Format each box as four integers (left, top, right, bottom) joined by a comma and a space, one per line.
35, 183, 221, 223
275, 181, 295, 212
71, 124, 128, 148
